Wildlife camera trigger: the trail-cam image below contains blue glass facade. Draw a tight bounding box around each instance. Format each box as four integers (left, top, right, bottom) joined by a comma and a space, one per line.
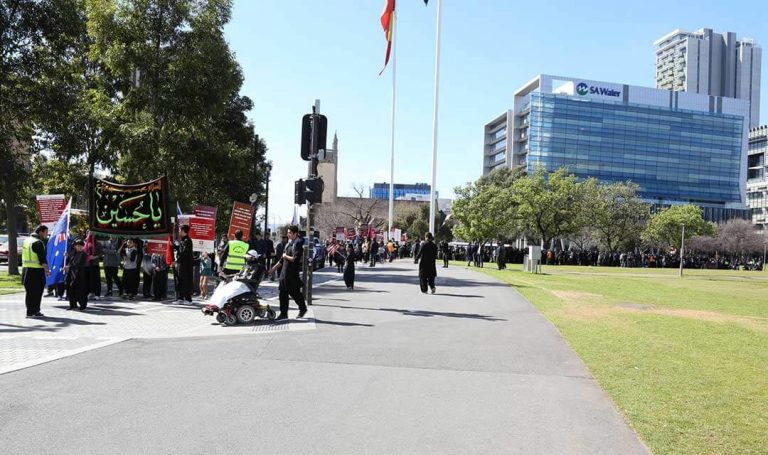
527, 92, 744, 206
370, 183, 431, 200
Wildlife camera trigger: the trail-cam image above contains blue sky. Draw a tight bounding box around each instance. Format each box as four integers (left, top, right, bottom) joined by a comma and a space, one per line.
224, 0, 768, 226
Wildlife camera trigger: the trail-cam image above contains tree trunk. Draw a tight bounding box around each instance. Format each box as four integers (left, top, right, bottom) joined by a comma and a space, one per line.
4, 173, 20, 275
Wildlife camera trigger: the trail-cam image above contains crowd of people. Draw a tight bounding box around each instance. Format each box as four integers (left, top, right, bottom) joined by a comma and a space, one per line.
20, 224, 309, 320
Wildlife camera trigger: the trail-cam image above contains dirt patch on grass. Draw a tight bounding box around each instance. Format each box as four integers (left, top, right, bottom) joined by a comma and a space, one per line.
619, 307, 768, 333
548, 289, 768, 332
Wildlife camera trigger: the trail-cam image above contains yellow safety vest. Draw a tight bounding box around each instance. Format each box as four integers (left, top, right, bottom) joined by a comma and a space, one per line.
22, 237, 44, 269
226, 240, 249, 269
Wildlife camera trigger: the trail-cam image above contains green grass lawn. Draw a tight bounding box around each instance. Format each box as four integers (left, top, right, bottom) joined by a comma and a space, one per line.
457, 262, 768, 455
0, 269, 23, 295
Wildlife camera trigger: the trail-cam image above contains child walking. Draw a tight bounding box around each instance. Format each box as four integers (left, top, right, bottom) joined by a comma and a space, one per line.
200, 252, 213, 299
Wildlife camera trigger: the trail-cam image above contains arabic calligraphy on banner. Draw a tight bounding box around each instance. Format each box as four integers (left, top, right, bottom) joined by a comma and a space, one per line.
89, 176, 171, 235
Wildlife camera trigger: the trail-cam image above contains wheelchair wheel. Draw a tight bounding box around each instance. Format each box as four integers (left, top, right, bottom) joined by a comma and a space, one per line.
236, 305, 256, 324
215, 312, 226, 324
224, 313, 238, 326
266, 305, 276, 321
256, 306, 267, 319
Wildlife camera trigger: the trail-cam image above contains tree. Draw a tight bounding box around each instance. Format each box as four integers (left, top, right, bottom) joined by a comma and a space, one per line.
336, 184, 385, 229
0, 0, 49, 275
642, 205, 715, 250
396, 204, 453, 243
511, 166, 583, 249
715, 219, 764, 258
86, 0, 267, 227
587, 181, 649, 253
451, 166, 521, 244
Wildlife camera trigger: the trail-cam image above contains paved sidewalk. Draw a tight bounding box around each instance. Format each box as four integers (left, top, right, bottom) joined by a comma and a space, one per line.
0, 268, 341, 374
0, 261, 648, 454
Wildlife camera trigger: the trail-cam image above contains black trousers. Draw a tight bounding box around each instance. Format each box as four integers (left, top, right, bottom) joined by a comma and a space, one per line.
153, 270, 168, 299
87, 264, 101, 296
104, 266, 122, 294
178, 264, 193, 301
23, 268, 45, 316
279, 276, 306, 316
142, 271, 153, 296
419, 274, 435, 293
67, 274, 88, 309
123, 269, 139, 296
443, 255, 449, 268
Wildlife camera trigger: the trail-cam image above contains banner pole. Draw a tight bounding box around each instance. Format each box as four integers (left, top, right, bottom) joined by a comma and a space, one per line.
387, 8, 397, 240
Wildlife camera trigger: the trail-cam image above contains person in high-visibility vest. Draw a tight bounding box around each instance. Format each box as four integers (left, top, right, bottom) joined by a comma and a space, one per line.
22, 225, 50, 318
220, 229, 249, 275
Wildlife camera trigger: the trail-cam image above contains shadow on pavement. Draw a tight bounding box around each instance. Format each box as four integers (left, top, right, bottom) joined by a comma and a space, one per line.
310, 303, 506, 322
294, 318, 374, 328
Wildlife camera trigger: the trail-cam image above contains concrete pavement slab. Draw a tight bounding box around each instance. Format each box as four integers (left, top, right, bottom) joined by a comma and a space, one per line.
0, 261, 648, 454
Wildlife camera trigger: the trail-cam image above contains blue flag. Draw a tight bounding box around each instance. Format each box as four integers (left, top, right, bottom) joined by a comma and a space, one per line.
46, 199, 71, 287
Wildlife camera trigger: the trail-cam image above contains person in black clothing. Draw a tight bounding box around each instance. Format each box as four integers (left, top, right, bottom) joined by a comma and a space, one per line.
268, 225, 308, 321
416, 232, 438, 294
22, 225, 50, 318
271, 235, 287, 281
175, 224, 194, 304
412, 240, 421, 264
343, 244, 355, 290
440, 240, 450, 268
264, 232, 275, 271
141, 243, 154, 298
369, 238, 379, 267
151, 253, 168, 300
65, 238, 88, 310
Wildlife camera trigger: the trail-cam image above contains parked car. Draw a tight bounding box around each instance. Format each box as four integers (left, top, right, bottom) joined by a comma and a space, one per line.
0, 233, 29, 265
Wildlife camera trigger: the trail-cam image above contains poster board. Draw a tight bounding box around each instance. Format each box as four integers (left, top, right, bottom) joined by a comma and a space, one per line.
227, 201, 254, 240
178, 215, 215, 253
35, 194, 67, 231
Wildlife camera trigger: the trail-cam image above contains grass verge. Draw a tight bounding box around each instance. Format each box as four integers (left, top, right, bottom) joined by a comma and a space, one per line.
0, 270, 23, 295
458, 263, 768, 455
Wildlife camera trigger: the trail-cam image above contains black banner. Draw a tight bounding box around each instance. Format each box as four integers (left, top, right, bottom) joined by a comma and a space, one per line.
89, 176, 171, 236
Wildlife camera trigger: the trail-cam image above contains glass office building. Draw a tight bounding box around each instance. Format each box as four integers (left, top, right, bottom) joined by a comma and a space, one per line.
484, 75, 751, 221
370, 183, 431, 201
528, 92, 744, 205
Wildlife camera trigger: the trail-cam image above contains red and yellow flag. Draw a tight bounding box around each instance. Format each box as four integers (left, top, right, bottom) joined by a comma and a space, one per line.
379, 0, 395, 75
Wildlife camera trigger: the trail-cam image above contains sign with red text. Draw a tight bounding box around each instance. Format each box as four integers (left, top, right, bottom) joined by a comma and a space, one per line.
178, 215, 216, 253
227, 201, 254, 241
335, 227, 346, 242
35, 194, 67, 230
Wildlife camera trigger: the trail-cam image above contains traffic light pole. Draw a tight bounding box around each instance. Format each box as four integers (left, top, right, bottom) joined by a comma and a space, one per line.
303, 99, 321, 305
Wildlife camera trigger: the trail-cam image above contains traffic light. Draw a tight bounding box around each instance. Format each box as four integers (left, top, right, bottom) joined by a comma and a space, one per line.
300, 114, 328, 161
294, 179, 306, 205
305, 177, 324, 204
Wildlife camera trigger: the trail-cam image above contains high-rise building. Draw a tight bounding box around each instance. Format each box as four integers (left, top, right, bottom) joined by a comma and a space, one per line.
654, 28, 761, 128
484, 74, 751, 222
370, 183, 432, 201
747, 126, 768, 231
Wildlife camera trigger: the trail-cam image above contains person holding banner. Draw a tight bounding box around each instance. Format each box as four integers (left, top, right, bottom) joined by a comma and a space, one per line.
22, 225, 50, 318
65, 238, 89, 310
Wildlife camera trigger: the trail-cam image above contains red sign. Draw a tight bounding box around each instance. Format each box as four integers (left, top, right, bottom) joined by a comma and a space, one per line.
227, 201, 254, 241
36, 194, 67, 230
193, 204, 217, 220
179, 215, 216, 253
145, 237, 168, 255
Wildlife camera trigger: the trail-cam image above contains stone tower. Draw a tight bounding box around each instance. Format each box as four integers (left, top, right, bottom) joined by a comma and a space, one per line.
317, 131, 338, 203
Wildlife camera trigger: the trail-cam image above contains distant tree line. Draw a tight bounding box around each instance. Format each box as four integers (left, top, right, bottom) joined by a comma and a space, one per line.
451, 166, 766, 258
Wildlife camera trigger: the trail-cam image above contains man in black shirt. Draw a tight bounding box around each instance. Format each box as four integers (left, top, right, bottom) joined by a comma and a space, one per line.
268, 226, 307, 320
175, 225, 194, 304
22, 225, 50, 318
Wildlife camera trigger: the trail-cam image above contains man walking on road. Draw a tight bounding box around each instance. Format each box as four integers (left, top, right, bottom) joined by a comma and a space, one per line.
268, 225, 308, 321
416, 232, 438, 294
22, 225, 50, 318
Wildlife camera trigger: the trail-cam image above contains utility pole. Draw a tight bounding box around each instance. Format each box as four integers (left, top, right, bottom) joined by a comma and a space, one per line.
679, 224, 685, 278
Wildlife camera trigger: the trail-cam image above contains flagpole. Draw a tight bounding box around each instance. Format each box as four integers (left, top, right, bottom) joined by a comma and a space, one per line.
387, 9, 397, 241
428, 0, 442, 234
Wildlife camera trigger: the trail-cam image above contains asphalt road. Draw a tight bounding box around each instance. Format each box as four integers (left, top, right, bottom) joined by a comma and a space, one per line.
0, 261, 648, 454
